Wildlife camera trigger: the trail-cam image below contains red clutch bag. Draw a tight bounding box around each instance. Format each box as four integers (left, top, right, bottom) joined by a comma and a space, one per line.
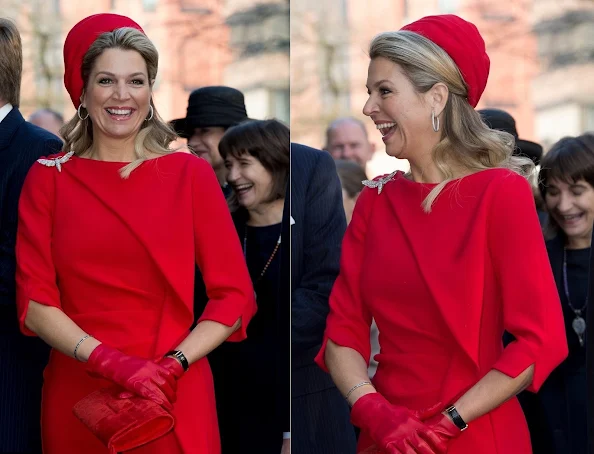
72, 387, 175, 453
358, 445, 384, 454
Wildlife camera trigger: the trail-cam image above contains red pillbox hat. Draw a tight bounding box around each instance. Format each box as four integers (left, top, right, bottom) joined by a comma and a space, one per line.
63, 14, 144, 108
401, 14, 490, 107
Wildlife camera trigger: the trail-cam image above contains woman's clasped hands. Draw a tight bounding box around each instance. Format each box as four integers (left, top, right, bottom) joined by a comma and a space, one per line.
86, 344, 186, 410
351, 393, 461, 454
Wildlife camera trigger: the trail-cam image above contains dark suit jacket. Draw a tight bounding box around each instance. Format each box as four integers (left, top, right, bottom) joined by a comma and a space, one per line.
291, 143, 356, 454
0, 107, 62, 453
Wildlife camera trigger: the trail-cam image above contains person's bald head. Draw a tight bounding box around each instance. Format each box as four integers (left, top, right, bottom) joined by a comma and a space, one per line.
29, 109, 64, 138
324, 117, 375, 168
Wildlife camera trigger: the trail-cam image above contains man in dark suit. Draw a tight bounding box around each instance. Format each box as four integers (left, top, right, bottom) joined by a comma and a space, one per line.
291, 143, 357, 454
0, 19, 63, 453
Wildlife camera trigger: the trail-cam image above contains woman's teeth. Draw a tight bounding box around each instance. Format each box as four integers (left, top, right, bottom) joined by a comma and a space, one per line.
563, 214, 583, 221
235, 184, 253, 194
376, 122, 396, 137
106, 109, 132, 117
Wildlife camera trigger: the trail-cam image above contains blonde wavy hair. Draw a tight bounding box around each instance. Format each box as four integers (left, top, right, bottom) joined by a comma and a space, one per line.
369, 31, 535, 212
60, 27, 177, 178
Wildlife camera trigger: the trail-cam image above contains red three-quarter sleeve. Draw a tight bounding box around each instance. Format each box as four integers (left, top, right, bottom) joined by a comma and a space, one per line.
315, 185, 376, 372
191, 158, 256, 341
15, 163, 62, 336
488, 173, 567, 391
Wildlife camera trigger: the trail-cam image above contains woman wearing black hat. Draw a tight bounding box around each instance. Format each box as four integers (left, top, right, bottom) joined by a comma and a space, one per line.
211, 119, 290, 454
528, 134, 594, 454
171, 86, 250, 194
314, 14, 567, 454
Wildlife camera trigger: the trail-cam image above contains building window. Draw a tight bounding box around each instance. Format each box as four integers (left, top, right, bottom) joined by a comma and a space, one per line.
272, 89, 289, 124
585, 105, 594, 132
438, 0, 459, 13
142, 0, 158, 12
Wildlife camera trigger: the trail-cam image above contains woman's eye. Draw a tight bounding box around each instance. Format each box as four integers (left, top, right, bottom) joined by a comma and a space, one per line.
131, 79, 144, 85
380, 88, 391, 95
99, 78, 112, 84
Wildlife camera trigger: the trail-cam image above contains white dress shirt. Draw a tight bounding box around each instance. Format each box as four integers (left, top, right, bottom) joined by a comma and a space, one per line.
0, 103, 13, 124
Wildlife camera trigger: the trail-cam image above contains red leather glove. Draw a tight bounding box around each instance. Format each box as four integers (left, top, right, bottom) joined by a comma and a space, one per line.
351, 393, 444, 454
86, 344, 177, 410
417, 412, 461, 447
156, 356, 184, 379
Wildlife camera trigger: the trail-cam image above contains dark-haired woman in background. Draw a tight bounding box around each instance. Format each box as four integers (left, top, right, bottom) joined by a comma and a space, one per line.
213, 119, 290, 454
532, 133, 594, 454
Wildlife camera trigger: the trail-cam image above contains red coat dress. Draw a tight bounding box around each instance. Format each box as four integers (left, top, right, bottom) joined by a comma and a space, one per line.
315, 169, 568, 453
15, 152, 256, 454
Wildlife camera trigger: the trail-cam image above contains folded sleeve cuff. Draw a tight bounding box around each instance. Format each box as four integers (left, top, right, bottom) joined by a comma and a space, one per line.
491, 339, 567, 392
315, 327, 371, 373
196, 292, 256, 342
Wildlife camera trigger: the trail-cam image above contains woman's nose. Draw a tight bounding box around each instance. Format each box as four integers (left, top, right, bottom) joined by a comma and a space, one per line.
363, 95, 378, 117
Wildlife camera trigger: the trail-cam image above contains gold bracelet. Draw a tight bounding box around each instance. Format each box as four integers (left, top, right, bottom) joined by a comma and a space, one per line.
345, 381, 372, 401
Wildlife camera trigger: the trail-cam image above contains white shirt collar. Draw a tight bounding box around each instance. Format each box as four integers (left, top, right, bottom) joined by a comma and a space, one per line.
0, 103, 13, 124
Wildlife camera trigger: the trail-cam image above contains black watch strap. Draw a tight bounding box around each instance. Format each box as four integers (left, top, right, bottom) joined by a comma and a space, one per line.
165, 350, 189, 372
445, 405, 468, 431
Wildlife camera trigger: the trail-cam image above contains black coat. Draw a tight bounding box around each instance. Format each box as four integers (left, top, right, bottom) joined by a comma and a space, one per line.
520, 235, 588, 454
290, 144, 356, 454
0, 107, 62, 453
586, 232, 594, 453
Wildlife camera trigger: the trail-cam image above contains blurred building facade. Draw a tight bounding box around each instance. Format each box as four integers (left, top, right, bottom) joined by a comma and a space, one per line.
2, 0, 289, 126
532, 0, 594, 149
291, 0, 593, 177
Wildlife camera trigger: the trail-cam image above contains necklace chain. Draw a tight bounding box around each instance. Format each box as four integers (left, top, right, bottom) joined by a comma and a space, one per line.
562, 247, 588, 315
243, 226, 281, 284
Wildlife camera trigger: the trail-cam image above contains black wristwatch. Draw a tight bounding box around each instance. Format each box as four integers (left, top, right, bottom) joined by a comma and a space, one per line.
445, 405, 468, 431
165, 350, 189, 372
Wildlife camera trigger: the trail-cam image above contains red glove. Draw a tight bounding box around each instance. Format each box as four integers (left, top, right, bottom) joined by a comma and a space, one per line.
350, 393, 444, 454
86, 344, 177, 410
417, 412, 461, 448
156, 356, 185, 379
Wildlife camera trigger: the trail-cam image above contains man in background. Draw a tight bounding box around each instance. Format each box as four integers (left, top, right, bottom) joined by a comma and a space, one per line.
324, 116, 375, 176
0, 19, 62, 453
291, 143, 357, 454
29, 108, 64, 139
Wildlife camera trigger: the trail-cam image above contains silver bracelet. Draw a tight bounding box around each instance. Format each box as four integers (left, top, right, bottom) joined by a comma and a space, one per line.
345, 381, 372, 401
73, 334, 92, 361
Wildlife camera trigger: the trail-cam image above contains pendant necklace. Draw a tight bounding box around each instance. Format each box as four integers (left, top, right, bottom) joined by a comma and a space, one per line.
243, 225, 282, 300
563, 247, 587, 347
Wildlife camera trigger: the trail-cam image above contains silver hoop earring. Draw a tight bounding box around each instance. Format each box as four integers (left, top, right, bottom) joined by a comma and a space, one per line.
145, 105, 154, 122
431, 111, 440, 132
77, 105, 89, 121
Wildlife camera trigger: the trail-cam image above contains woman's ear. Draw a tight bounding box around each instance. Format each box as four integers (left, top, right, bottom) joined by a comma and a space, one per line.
428, 82, 449, 117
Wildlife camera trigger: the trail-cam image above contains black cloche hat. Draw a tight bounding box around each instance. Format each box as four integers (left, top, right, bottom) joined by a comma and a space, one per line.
479, 108, 543, 165
171, 86, 249, 138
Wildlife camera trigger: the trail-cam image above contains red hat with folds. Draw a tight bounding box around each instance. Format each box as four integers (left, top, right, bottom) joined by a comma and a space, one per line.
63, 13, 144, 109
400, 14, 490, 108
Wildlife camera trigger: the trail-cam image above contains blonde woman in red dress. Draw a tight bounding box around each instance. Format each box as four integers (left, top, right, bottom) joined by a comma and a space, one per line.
316, 14, 567, 454
16, 14, 255, 453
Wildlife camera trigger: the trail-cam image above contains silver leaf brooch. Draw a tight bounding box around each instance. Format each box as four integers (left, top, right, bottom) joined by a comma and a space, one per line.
37, 150, 75, 172
362, 170, 398, 195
